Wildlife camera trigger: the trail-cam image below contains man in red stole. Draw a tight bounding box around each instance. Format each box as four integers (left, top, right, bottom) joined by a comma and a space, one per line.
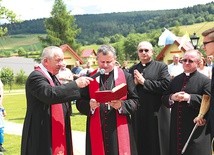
76, 45, 139, 155
21, 46, 93, 155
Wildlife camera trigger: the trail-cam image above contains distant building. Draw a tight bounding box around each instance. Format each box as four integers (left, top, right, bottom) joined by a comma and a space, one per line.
156, 37, 194, 64
81, 49, 97, 65
60, 44, 84, 70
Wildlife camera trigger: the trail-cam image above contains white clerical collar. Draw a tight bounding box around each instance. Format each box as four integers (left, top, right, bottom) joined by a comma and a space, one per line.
96, 67, 118, 83
184, 72, 190, 76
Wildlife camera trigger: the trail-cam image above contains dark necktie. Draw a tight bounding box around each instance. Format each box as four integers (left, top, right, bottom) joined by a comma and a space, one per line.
48, 72, 60, 85
52, 75, 60, 85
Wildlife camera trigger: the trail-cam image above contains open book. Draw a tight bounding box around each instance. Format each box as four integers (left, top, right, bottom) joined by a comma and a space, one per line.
95, 83, 127, 103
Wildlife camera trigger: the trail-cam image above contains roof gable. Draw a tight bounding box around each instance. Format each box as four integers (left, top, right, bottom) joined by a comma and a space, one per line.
156, 37, 194, 61
81, 49, 97, 58
60, 44, 84, 64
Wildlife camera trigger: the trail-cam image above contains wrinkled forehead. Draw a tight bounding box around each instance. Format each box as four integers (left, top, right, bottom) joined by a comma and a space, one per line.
183, 53, 197, 60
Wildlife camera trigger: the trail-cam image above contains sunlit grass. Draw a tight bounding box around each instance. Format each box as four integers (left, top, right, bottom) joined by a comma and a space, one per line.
3, 90, 86, 154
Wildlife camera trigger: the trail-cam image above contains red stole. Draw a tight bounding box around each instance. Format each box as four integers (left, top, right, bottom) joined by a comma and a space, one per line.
35, 67, 68, 155
89, 68, 131, 155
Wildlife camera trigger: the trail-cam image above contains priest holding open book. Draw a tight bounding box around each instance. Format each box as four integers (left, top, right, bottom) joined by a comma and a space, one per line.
76, 44, 139, 155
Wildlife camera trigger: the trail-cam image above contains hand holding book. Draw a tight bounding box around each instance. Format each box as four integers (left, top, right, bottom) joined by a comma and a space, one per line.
95, 83, 127, 103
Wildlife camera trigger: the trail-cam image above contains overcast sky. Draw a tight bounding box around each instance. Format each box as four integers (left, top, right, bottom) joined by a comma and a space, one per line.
1, 0, 214, 20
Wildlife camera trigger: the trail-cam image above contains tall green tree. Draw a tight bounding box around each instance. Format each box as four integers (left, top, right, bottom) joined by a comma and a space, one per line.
40, 0, 81, 50
0, 67, 14, 90
0, 0, 17, 36
124, 33, 146, 60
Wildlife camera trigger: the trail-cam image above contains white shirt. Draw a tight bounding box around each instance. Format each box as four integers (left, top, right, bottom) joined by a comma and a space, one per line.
168, 62, 183, 78
57, 67, 73, 84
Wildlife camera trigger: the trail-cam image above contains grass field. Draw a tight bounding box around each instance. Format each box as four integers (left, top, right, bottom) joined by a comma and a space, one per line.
178, 21, 214, 43
0, 34, 45, 52
3, 92, 87, 130
2, 91, 86, 154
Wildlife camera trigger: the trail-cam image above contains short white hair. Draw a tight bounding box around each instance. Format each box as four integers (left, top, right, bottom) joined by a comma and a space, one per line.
41, 46, 63, 63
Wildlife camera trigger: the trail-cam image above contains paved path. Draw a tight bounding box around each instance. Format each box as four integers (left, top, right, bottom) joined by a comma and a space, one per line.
4, 121, 86, 155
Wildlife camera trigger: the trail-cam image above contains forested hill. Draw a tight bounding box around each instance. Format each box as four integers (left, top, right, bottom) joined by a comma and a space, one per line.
2, 2, 214, 44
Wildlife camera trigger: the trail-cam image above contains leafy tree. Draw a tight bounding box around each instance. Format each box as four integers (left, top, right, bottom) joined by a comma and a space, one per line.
17, 47, 26, 56
39, 0, 81, 50
124, 33, 146, 60
110, 34, 124, 43
0, 67, 14, 90
113, 40, 125, 62
172, 26, 183, 37
1, 50, 11, 57
96, 37, 110, 45
15, 69, 27, 85
0, 0, 17, 36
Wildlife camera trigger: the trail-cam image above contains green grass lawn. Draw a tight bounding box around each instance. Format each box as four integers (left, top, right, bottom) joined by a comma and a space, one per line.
3, 91, 86, 154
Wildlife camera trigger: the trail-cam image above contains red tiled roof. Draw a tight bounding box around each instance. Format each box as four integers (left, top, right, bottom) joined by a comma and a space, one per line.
81, 49, 97, 58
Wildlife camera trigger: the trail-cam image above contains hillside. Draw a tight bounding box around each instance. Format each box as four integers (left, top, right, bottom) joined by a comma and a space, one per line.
2, 2, 214, 45
0, 34, 45, 50
0, 21, 213, 53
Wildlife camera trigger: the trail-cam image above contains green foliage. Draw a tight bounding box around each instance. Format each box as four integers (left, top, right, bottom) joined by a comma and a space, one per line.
0, 67, 14, 90
15, 69, 28, 85
2, 2, 214, 45
0, 0, 18, 37
113, 40, 125, 61
110, 34, 124, 43
96, 37, 110, 45
0, 50, 11, 57
0, 67, 28, 89
0, 34, 44, 52
124, 33, 147, 60
0, 22, 214, 62
17, 47, 26, 56
40, 0, 81, 50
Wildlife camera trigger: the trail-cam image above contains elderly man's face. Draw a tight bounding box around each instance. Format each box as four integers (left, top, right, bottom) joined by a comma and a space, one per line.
137, 44, 153, 62
45, 52, 64, 75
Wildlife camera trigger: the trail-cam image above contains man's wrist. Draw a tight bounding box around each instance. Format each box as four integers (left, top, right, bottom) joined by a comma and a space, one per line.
198, 113, 204, 118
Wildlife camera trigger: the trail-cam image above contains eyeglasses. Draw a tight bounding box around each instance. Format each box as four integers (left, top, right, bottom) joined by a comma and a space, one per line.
203, 40, 214, 46
182, 59, 194, 63
138, 49, 149, 53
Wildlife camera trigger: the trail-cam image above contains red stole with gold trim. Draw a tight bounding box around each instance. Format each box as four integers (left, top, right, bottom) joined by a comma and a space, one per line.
35, 67, 68, 155
89, 68, 131, 155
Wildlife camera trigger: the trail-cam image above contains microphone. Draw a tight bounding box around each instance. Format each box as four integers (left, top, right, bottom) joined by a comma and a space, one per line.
90, 69, 105, 79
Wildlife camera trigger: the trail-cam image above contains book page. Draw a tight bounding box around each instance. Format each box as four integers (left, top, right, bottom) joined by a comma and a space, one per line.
112, 83, 126, 92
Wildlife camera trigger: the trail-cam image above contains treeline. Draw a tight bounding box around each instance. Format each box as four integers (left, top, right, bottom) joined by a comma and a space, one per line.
2, 2, 214, 45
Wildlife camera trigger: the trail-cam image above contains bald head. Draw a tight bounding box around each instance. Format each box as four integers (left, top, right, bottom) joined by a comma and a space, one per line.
137, 41, 153, 51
